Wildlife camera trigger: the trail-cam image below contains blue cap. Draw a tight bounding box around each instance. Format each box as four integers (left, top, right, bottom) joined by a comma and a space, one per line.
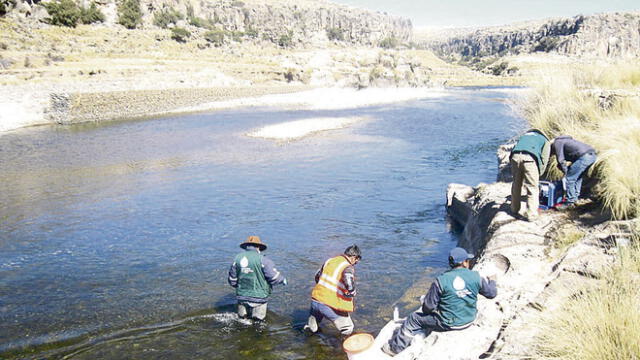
449, 247, 474, 265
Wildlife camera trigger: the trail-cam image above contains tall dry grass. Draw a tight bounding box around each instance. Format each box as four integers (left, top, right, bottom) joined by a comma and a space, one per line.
534, 233, 640, 360
518, 61, 640, 219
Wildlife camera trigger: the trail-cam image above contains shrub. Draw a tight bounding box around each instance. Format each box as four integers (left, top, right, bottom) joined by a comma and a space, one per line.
326, 27, 344, 41
277, 31, 293, 48
170, 27, 190, 43
153, 7, 183, 29
1, 0, 16, 16
43, 0, 81, 27
204, 30, 225, 46
189, 16, 208, 28
244, 27, 258, 39
118, 0, 142, 29
80, 2, 105, 24
379, 36, 398, 49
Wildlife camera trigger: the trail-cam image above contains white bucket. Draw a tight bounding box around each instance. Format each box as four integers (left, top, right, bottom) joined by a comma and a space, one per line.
343, 333, 375, 360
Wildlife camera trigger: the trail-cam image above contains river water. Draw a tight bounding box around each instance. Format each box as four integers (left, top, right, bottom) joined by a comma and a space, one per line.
0, 88, 523, 359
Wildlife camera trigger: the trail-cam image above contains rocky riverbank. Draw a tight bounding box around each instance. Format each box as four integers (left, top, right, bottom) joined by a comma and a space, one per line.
384, 156, 638, 359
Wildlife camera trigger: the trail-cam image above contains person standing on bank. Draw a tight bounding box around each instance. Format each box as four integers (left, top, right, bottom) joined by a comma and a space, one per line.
382, 247, 497, 357
551, 135, 597, 210
228, 236, 287, 321
305, 245, 361, 336
510, 129, 551, 221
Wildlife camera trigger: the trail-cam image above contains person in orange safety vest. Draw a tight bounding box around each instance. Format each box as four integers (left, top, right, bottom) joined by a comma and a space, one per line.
305, 245, 361, 336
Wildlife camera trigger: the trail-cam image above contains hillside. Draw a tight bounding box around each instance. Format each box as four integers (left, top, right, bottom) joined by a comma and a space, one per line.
420, 11, 640, 60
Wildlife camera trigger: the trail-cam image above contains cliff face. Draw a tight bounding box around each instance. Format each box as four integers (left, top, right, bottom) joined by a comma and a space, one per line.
6, 0, 412, 46
426, 11, 640, 59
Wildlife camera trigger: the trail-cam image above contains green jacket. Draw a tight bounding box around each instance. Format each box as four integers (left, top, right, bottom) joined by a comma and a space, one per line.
511, 130, 550, 175
436, 268, 482, 327
233, 250, 271, 299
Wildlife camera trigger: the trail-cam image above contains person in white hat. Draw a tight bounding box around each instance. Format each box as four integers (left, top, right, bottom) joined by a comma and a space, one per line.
228, 236, 287, 320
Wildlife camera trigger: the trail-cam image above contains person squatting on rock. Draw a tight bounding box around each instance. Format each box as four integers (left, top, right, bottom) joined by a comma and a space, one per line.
551, 135, 597, 210
509, 129, 550, 221
381, 247, 497, 357
228, 236, 287, 321
305, 245, 361, 336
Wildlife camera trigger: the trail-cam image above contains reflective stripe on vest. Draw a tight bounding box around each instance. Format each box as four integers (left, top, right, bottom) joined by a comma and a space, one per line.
311, 256, 354, 312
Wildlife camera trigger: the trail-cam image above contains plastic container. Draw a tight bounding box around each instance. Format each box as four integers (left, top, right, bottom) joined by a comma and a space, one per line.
343, 333, 375, 359
539, 180, 564, 209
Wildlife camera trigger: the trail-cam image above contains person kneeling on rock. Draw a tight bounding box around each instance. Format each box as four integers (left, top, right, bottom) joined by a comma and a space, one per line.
382, 247, 497, 356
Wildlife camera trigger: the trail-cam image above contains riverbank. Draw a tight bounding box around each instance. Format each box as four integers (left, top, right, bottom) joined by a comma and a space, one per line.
376, 178, 636, 360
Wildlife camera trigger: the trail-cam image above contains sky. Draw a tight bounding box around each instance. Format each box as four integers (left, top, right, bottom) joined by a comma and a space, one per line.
331, 0, 640, 28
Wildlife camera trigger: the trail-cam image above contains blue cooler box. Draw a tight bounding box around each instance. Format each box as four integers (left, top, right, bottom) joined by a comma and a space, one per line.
539, 180, 564, 210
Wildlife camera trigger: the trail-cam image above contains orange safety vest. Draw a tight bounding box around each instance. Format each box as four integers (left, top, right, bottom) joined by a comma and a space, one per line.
311, 255, 354, 312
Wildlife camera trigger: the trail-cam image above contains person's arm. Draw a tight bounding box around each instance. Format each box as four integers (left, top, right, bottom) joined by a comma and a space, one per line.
421, 280, 442, 313
228, 262, 238, 288
341, 265, 356, 297
479, 277, 497, 299
262, 256, 286, 285
553, 140, 568, 174
540, 140, 551, 176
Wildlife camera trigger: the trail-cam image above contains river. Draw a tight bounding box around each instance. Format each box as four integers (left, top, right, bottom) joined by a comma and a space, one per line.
0, 87, 524, 359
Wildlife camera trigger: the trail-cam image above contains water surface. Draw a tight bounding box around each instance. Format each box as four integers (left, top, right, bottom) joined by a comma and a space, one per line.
0, 88, 524, 359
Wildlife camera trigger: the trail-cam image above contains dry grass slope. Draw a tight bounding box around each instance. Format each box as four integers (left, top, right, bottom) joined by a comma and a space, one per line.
535, 237, 640, 360
519, 61, 640, 219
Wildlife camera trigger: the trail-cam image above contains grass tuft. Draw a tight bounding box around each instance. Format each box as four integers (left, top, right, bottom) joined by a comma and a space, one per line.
535, 237, 640, 360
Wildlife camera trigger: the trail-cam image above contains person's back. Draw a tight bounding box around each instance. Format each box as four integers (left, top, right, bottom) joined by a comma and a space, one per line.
510, 129, 550, 220
435, 267, 483, 328
306, 245, 361, 336
228, 236, 286, 320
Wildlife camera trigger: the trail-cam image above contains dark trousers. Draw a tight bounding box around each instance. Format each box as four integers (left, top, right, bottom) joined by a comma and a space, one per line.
387, 311, 449, 354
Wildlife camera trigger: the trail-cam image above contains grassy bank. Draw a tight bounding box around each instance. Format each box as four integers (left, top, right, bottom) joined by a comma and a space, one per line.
521, 61, 640, 359
535, 232, 640, 359
519, 60, 640, 219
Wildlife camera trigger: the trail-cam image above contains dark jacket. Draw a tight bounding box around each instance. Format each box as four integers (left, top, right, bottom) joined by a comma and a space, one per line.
552, 136, 596, 173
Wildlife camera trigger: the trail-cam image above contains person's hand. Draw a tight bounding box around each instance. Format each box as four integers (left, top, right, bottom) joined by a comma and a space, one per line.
419, 295, 426, 303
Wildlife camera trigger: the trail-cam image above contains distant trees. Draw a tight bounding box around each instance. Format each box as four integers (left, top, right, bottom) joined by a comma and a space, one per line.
118, 0, 142, 29
41, 0, 104, 27
153, 7, 184, 29
170, 27, 190, 42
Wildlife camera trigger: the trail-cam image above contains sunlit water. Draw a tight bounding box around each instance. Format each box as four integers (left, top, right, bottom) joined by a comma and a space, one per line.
0, 88, 524, 359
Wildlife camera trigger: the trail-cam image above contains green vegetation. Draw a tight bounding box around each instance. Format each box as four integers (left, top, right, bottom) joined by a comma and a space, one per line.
43, 0, 81, 27
118, 0, 142, 29
80, 2, 105, 24
521, 61, 640, 219
170, 27, 190, 43
277, 31, 293, 48
1, 0, 17, 16
535, 236, 640, 359
204, 30, 225, 47
379, 36, 399, 49
326, 27, 344, 41
153, 7, 184, 29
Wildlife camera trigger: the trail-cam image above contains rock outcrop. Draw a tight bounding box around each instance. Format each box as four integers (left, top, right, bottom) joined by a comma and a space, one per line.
4, 0, 412, 47
425, 11, 640, 60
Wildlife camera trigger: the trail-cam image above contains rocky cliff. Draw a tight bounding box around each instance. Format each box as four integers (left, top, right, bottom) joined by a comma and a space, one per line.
5, 0, 412, 47
425, 11, 640, 60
